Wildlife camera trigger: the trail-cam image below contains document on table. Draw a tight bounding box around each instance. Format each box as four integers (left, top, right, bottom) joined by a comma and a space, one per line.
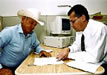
66, 61, 102, 73
34, 57, 64, 66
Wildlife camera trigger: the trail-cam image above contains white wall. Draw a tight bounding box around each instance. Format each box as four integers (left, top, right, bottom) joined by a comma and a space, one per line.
0, 0, 107, 16
0, 0, 107, 43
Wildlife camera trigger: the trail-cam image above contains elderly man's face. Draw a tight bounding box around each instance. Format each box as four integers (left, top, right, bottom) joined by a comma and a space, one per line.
21, 16, 38, 35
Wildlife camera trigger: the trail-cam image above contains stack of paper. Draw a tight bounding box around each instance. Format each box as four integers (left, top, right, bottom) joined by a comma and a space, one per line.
34, 57, 64, 66
66, 61, 101, 73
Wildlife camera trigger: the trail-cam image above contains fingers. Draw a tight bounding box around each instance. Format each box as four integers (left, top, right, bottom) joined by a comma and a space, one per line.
56, 53, 65, 61
57, 56, 65, 61
39, 51, 51, 57
45, 52, 51, 57
56, 56, 62, 61
56, 49, 69, 61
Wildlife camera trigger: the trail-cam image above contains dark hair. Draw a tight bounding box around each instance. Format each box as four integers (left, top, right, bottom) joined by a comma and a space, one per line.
68, 4, 89, 20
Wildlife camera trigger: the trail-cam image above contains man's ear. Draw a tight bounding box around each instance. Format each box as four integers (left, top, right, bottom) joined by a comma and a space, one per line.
22, 16, 26, 21
81, 15, 86, 22
21, 16, 26, 24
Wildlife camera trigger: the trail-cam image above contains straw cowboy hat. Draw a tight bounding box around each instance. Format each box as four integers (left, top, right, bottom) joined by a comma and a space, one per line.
17, 8, 44, 26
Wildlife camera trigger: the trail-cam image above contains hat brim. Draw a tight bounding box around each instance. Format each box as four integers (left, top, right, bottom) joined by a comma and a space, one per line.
17, 9, 44, 26
34, 19, 44, 26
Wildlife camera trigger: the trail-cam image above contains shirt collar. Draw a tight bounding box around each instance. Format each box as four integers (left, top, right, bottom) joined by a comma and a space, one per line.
17, 24, 23, 33
82, 19, 92, 35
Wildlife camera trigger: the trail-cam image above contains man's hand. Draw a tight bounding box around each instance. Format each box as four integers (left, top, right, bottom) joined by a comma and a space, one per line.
39, 50, 51, 57
56, 48, 70, 61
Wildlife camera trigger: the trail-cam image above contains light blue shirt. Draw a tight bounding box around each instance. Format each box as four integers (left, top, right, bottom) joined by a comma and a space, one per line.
0, 24, 43, 68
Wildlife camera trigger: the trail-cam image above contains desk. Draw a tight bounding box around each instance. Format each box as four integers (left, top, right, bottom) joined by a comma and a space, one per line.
15, 44, 104, 75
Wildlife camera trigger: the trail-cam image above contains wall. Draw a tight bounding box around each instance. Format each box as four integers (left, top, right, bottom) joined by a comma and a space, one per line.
0, 17, 3, 52
1, 16, 74, 43
0, 17, 3, 31
0, 0, 107, 43
1, 16, 48, 43
0, 0, 107, 16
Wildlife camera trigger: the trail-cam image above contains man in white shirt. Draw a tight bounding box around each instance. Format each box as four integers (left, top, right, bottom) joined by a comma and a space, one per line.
57, 4, 107, 74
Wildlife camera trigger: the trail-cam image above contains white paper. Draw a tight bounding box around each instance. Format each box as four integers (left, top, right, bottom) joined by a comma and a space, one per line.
66, 61, 101, 73
34, 57, 64, 66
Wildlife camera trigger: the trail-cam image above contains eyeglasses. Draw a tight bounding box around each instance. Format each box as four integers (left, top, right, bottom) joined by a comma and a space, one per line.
69, 16, 81, 24
69, 18, 78, 24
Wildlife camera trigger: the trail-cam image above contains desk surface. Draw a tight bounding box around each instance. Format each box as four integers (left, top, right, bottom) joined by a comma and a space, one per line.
15, 44, 104, 75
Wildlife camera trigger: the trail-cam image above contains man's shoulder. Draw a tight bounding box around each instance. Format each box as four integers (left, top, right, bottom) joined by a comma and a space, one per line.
89, 19, 106, 29
3, 25, 18, 32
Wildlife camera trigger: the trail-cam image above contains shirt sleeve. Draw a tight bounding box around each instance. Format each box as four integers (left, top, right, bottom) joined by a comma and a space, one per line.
91, 25, 107, 63
0, 28, 11, 48
32, 32, 44, 53
68, 32, 82, 53
68, 25, 107, 63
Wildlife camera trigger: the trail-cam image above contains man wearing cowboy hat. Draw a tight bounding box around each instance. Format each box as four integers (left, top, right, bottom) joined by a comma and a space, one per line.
0, 8, 51, 75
